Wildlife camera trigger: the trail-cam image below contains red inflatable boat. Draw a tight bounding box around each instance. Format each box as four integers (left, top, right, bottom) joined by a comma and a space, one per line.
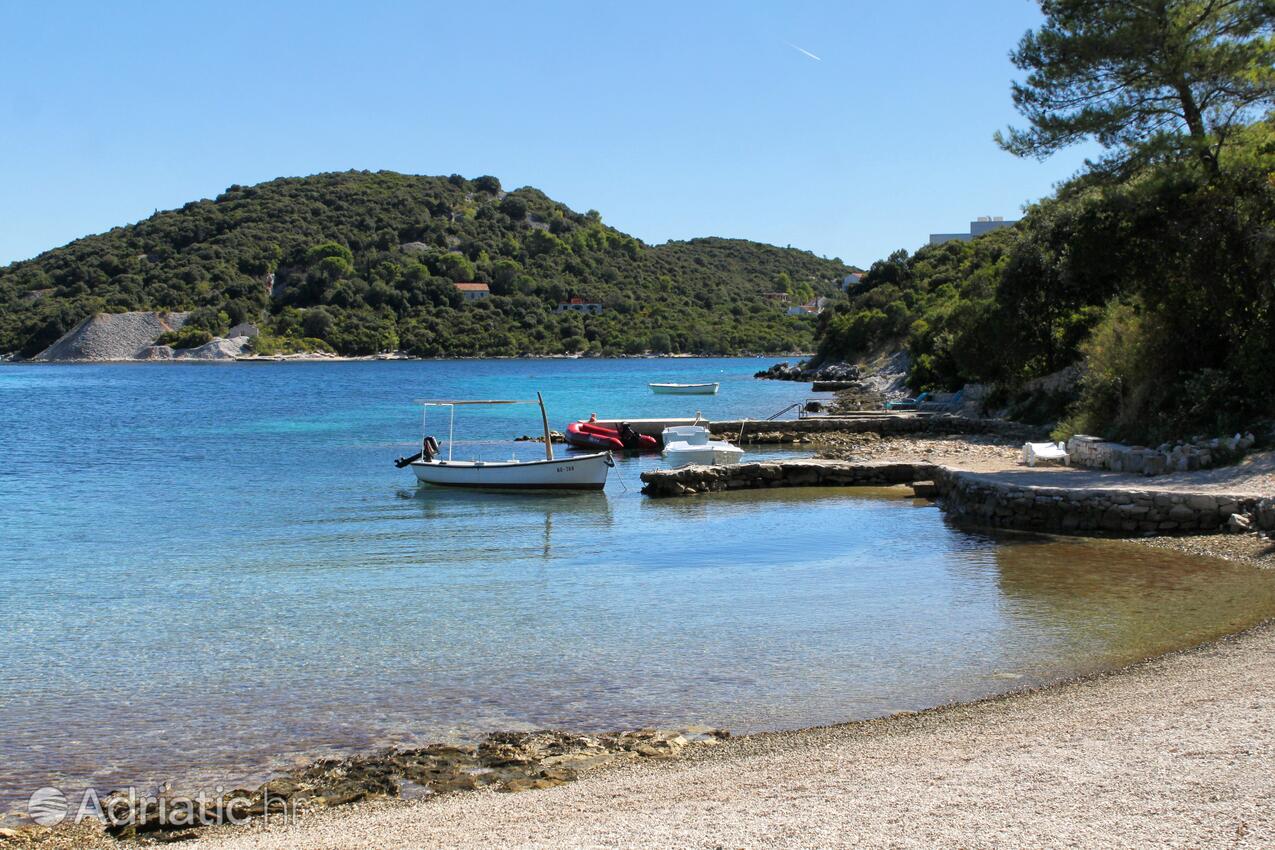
565, 421, 659, 452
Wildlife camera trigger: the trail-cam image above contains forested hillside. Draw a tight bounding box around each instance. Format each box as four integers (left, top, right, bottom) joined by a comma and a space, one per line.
816, 0, 1274, 444
0, 172, 852, 358
817, 118, 1274, 442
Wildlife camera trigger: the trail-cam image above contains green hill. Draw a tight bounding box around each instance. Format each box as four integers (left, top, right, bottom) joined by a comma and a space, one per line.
0, 171, 853, 358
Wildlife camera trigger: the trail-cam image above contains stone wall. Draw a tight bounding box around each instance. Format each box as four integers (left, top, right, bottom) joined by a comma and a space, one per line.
1067, 433, 1257, 475
640, 459, 1271, 538
936, 470, 1261, 535
639, 460, 939, 497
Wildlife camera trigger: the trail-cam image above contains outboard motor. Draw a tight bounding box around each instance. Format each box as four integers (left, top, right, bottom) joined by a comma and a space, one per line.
618, 422, 642, 450
395, 435, 440, 468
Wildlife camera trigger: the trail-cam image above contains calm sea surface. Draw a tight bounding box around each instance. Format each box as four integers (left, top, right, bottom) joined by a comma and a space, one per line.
2, 357, 1274, 811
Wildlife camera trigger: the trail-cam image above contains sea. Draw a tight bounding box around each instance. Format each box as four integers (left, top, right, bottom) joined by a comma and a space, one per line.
3, 357, 1274, 812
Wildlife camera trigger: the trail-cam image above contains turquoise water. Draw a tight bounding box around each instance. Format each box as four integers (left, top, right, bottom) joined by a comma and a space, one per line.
2, 358, 1275, 811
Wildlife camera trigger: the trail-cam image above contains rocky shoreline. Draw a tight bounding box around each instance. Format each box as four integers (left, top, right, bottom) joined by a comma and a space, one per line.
9, 312, 816, 364
2, 728, 728, 845
10, 351, 815, 365
1133, 532, 1275, 569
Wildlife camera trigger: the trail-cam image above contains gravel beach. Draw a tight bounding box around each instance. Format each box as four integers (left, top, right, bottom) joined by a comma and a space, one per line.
33, 619, 1265, 850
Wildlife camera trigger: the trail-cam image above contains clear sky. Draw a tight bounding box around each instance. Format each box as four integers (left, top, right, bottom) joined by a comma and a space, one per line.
1, 0, 1096, 269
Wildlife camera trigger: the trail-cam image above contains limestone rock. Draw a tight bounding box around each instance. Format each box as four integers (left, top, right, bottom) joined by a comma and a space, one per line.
1227, 513, 1255, 533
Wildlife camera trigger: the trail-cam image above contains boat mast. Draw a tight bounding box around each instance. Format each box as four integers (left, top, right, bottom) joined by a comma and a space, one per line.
537, 391, 554, 461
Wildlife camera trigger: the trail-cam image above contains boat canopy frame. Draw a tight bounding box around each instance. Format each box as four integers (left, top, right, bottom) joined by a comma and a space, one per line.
413, 394, 554, 461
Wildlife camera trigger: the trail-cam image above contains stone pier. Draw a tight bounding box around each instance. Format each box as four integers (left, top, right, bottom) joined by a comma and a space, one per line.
639, 460, 940, 497
639, 460, 1270, 537
937, 471, 1265, 535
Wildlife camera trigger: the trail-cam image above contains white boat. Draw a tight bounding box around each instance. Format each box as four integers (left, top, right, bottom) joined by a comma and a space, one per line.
660, 425, 744, 468
410, 453, 612, 490
649, 382, 719, 395
397, 394, 612, 491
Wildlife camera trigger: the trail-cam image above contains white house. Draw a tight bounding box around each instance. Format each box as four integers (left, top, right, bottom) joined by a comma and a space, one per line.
842, 272, 864, 291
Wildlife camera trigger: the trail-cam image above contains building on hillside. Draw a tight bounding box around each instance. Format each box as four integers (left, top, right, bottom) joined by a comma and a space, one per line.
454, 282, 491, 301
764, 291, 791, 304
841, 272, 864, 290
928, 216, 1019, 246
787, 296, 830, 317
555, 297, 603, 315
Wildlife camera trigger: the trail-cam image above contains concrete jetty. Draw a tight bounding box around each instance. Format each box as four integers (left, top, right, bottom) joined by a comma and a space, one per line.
592, 418, 705, 439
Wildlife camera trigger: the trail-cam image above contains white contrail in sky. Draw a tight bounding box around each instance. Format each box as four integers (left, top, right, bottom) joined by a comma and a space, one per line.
785, 41, 822, 61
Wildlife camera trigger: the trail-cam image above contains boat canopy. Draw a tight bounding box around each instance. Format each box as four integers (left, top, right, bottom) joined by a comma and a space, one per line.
414, 393, 556, 462
414, 399, 541, 406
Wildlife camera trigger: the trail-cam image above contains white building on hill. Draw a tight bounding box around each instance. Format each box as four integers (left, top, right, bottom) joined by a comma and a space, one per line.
929, 216, 1019, 245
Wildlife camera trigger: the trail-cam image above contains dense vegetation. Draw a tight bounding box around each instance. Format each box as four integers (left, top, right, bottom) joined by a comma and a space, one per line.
818, 131, 1274, 441
0, 172, 851, 358
817, 0, 1274, 444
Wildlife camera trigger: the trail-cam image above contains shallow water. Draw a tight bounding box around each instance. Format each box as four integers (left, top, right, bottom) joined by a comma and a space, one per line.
2, 358, 1274, 811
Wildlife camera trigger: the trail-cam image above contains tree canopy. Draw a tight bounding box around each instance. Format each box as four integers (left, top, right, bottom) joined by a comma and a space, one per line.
997, 0, 1275, 173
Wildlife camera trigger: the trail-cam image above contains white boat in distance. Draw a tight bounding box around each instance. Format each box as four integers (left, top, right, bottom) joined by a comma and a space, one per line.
649, 382, 719, 395
661, 425, 744, 468
397, 394, 612, 491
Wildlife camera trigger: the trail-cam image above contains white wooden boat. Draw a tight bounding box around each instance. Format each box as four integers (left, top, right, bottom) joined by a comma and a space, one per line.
660, 425, 744, 467
412, 453, 612, 490
397, 394, 612, 491
649, 382, 719, 395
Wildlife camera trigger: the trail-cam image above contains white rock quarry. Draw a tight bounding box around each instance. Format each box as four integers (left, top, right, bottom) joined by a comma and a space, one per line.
32, 311, 190, 361
31, 311, 262, 361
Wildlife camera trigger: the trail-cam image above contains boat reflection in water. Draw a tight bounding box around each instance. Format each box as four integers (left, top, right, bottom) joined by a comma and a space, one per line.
401, 487, 614, 559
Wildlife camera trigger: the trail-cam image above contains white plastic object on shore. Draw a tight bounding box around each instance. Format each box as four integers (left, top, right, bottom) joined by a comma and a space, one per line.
1023, 441, 1069, 467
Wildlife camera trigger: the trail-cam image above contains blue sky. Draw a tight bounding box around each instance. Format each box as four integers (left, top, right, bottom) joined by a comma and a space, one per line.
1, 0, 1095, 268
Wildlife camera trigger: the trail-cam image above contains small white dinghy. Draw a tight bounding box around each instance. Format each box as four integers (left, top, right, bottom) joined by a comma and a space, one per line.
396, 394, 612, 491
661, 424, 744, 468
649, 382, 719, 395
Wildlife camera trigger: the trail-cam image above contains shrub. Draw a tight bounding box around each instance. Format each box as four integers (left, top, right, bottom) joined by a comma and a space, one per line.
155, 326, 213, 350
249, 334, 334, 356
